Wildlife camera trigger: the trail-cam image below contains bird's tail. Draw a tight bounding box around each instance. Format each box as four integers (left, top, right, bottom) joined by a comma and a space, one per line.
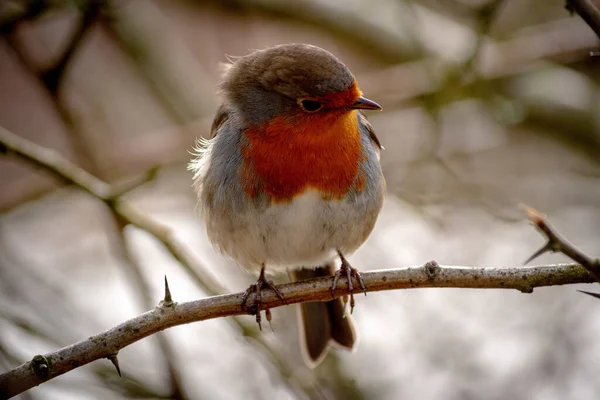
288, 263, 357, 368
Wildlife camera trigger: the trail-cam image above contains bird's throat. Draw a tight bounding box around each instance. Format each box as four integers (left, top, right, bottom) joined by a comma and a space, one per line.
242, 110, 363, 202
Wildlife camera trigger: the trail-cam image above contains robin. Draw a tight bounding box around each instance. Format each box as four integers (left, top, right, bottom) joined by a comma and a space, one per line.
189, 43, 385, 367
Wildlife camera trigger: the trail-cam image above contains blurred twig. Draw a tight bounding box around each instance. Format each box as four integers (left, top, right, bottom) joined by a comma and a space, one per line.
566, 0, 600, 39
41, 0, 101, 95
0, 261, 594, 397
0, 0, 51, 34
3, 4, 101, 174
99, 1, 210, 123
0, 126, 224, 295
403, 1, 511, 223
363, 17, 597, 106
190, 0, 418, 63
362, 17, 600, 164
414, 0, 484, 28
418, 0, 500, 164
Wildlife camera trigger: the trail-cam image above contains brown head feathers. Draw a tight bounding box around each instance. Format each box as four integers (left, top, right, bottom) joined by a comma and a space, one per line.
221, 44, 355, 111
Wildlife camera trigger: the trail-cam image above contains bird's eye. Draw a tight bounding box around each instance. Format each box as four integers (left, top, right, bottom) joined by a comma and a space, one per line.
298, 99, 323, 113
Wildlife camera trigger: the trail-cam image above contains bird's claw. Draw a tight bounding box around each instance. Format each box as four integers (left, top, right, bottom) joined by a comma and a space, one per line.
241, 266, 284, 330
331, 251, 367, 314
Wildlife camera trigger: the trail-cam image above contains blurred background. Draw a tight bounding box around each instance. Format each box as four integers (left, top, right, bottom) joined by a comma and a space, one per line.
1, 0, 600, 399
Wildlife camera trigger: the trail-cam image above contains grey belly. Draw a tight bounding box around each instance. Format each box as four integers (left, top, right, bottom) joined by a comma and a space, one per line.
205, 189, 382, 275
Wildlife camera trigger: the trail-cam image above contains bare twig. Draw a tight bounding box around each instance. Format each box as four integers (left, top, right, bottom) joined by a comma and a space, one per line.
3, 34, 99, 174
0, 126, 113, 198
566, 0, 600, 40
0, 0, 49, 34
191, 0, 418, 64
0, 262, 594, 397
362, 17, 596, 107
41, 0, 101, 95
525, 206, 600, 281
0, 126, 225, 295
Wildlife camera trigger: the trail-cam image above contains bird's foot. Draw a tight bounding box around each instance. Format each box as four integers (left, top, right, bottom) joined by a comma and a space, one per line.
331, 251, 367, 314
241, 265, 284, 330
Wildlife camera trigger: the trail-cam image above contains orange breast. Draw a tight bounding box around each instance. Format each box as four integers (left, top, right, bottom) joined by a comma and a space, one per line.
241, 109, 362, 202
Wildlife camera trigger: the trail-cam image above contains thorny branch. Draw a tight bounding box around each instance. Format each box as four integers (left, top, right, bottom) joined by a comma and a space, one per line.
0, 262, 595, 397
525, 207, 600, 295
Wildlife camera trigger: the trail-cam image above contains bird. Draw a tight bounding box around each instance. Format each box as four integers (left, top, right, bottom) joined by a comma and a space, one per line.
189, 43, 385, 367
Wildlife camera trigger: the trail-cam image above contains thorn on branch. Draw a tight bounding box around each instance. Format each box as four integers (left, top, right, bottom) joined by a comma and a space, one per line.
160, 275, 174, 308
578, 290, 600, 300
107, 353, 121, 377
524, 242, 556, 265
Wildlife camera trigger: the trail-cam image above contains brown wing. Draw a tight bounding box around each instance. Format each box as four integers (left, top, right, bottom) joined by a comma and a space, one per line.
359, 112, 383, 150
210, 104, 230, 138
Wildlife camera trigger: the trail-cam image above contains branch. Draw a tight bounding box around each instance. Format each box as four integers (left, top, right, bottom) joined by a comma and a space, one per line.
525, 207, 600, 301
525, 207, 600, 280
566, 0, 600, 40
0, 262, 594, 397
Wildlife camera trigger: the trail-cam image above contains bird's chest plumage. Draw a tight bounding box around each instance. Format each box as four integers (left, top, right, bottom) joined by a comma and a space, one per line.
241, 110, 363, 202
198, 110, 382, 273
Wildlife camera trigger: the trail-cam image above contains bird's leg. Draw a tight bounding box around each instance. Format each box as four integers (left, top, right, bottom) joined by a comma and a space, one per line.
241, 264, 284, 330
331, 251, 367, 314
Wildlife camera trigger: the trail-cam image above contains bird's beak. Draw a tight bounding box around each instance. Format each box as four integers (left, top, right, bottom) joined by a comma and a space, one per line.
350, 96, 382, 111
